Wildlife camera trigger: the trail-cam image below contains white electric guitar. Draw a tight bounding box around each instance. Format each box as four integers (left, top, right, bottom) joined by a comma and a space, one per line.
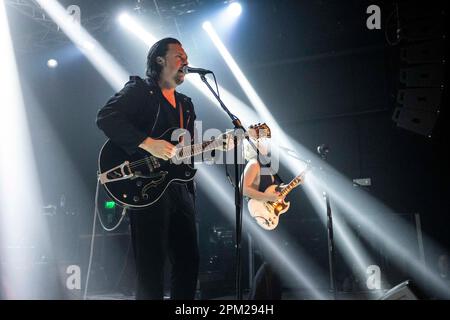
248, 167, 309, 230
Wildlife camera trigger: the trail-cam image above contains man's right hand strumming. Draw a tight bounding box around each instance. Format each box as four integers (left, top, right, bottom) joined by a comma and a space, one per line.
139, 137, 176, 160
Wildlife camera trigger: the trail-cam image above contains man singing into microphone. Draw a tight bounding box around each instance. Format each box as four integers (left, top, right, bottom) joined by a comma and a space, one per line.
96, 38, 204, 299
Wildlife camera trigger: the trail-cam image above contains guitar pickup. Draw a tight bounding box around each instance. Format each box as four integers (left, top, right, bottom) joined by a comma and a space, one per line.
143, 156, 160, 171
98, 161, 134, 184
150, 157, 161, 169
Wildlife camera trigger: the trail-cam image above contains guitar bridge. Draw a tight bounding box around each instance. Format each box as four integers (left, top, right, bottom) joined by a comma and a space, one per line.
98, 161, 134, 184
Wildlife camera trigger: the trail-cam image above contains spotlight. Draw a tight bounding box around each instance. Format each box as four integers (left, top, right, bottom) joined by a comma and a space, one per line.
202, 21, 212, 30
209, 1, 242, 30
227, 2, 242, 17
117, 12, 129, 25
47, 59, 58, 68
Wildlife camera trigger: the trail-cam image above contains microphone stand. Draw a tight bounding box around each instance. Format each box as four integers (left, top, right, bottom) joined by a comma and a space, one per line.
199, 74, 261, 300
317, 146, 337, 300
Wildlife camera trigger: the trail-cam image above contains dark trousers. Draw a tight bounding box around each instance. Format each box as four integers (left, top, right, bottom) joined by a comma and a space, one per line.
249, 262, 282, 300
248, 233, 282, 300
129, 183, 199, 300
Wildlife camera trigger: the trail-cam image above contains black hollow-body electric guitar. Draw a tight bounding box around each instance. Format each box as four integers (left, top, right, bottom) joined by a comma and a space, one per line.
98, 123, 270, 209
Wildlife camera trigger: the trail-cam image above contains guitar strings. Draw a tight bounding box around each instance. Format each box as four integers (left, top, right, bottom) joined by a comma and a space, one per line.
127, 139, 221, 169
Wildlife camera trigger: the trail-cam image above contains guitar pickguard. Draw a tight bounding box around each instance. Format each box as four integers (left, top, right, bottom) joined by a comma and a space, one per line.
264, 203, 275, 214
248, 197, 290, 230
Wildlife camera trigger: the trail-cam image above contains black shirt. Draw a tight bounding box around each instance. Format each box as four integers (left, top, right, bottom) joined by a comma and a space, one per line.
96, 76, 196, 155
258, 162, 283, 192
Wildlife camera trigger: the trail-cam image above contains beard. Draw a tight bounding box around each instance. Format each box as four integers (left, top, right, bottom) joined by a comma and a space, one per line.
174, 77, 184, 85
174, 72, 185, 85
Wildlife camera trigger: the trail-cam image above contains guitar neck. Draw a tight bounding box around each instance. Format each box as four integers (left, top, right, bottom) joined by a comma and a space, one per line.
175, 128, 267, 160
176, 138, 222, 160
279, 172, 307, 197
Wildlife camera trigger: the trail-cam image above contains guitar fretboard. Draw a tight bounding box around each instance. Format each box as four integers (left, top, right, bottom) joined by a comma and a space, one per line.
279, 171, 308, 197
176, 138, 223, 160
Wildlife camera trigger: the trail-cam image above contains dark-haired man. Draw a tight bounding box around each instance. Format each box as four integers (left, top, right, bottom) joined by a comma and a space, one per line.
96, 38, 200, 300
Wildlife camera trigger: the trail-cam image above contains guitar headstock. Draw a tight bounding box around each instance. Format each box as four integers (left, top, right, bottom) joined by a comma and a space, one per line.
248, 123, 271, 140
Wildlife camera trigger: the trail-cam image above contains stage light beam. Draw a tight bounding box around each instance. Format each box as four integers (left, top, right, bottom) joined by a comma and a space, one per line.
35, 0, 128, 91
0, 0, 51, 299
117, 12, 158, 45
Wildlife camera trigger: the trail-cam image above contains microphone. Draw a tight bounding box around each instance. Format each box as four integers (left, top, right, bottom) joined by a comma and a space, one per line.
316, 144, 330, 157
182, 65, 213, 75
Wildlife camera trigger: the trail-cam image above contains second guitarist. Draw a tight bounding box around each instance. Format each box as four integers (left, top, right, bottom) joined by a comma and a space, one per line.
242, 132, 285, 300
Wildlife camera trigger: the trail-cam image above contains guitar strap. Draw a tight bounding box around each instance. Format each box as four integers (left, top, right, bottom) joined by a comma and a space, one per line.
179, 102, 184, 129
178, 102, 185, 145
